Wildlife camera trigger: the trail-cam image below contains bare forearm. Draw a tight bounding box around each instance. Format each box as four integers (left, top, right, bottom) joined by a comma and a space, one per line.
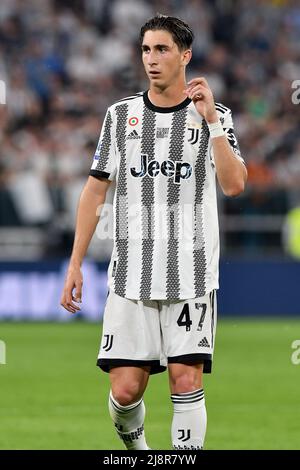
70, 179, 108, 266
61, 177, 110, 312
212, 136, 247, 196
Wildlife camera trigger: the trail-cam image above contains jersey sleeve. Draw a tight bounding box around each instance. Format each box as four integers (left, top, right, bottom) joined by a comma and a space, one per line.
89, 108, 117, 181
210, 106, 245, 168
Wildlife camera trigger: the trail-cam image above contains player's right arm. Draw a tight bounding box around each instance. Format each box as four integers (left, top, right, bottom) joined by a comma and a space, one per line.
60, 176, 111, 313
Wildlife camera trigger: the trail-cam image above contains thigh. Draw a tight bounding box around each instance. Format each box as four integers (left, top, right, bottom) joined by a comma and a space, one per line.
97, 290, 166, 375
161, 290, 217, 374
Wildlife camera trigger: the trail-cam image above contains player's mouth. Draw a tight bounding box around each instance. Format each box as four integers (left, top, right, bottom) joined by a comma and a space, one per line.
148, 71, 161, 77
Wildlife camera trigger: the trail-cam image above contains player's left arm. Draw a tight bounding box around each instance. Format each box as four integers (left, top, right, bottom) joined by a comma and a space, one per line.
185, 77, 247, 196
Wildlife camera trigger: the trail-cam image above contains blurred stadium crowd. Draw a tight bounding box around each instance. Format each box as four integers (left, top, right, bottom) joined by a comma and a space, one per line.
0, 0, 299, 258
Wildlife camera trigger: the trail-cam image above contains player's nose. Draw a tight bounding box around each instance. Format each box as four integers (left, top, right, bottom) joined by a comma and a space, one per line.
147, 52, 158, 66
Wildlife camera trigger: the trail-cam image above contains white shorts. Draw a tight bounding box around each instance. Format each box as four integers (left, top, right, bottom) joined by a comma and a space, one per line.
97, 289, 217, 375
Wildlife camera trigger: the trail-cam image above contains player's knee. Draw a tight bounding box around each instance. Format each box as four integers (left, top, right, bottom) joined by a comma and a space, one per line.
170, 373, 201, 394
111, 382, 143, 406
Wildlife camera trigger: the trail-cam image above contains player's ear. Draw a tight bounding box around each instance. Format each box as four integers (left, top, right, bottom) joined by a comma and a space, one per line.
182, 49, 192, 66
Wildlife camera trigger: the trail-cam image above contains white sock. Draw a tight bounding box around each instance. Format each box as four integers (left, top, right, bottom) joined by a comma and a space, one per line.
108, 391, 149, 450
171, 389, 207, 450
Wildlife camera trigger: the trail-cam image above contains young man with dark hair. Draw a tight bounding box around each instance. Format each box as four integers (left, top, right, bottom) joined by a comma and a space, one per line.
61, 15, 247, 450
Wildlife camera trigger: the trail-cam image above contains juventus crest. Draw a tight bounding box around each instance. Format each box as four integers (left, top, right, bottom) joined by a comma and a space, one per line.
188, 128, 200, 145
102, 334, 114, 352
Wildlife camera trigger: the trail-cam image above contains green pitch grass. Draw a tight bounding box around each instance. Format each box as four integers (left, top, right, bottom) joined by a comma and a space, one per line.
0, 319, 300, 450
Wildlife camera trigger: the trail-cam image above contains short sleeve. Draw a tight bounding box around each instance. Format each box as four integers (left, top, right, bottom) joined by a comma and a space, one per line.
210, 107, 245, 168
89, 108, 117, 181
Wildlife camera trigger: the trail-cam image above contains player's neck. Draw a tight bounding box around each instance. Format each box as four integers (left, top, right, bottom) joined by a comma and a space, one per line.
148, 82, 187, 108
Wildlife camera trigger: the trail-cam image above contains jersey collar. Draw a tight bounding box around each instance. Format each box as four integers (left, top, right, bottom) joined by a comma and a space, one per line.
143, 90, 191, 113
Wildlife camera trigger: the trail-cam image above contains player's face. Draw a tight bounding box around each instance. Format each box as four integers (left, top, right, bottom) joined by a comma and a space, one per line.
142, 30, 189, 89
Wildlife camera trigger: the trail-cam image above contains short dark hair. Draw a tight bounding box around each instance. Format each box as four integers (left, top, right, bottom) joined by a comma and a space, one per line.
140, 14, 194, 51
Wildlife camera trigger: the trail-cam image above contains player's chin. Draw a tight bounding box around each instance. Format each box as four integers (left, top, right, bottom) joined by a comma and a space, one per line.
148, 76, 166, 89
148, 73, 163, 82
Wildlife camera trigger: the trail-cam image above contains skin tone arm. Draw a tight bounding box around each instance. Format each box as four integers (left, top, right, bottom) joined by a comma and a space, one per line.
184, 77, 247, 196
60, 176, 111, 313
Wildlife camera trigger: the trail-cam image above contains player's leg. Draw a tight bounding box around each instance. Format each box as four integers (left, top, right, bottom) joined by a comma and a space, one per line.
97, 290, 166, 450
110, 365, 150, 405
108, 365, 151, 450
168, 363, 206, 450
161, 290, 217, 449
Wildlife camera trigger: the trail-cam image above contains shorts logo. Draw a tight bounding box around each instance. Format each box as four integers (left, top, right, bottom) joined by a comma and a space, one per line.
129, 117, 139, 126
198, 336, 210, 348
102, 334, 114, 351
178, 429, 191, 442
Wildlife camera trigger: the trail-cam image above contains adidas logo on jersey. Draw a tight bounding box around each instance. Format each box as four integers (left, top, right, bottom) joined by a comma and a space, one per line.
130, 154, 192, 184
127, 130, 140, 140
198, 337, 210, 348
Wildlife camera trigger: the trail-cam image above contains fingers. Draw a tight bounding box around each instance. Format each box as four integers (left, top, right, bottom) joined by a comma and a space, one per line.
184, 77, 212, 100
60, 267, 83, 314
185, 84, 210, 101
61, 293, 81, 314
187, 77, 209, 88
60, 281, 82, 314
74, 278, 83, 303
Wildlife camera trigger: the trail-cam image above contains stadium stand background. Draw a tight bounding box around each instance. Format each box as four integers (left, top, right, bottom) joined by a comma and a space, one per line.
0, 0, 300, 319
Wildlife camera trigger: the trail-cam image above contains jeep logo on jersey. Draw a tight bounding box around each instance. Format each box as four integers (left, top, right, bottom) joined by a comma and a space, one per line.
130, 154, 192, 184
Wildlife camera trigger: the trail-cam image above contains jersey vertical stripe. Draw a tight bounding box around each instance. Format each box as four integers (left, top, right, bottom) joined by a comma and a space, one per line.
193, 122, 209, 297
166, 108, 188, 299
114, 103, 129, 297
139, 105, 156, 299
95, 109, 113, 172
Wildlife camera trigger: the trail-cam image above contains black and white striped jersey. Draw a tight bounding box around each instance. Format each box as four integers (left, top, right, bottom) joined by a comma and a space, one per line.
90, 91, 243, 300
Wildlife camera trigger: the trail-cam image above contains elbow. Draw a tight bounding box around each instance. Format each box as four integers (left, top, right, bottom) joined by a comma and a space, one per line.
223, 167, 247, 197
223, 181, 245, 197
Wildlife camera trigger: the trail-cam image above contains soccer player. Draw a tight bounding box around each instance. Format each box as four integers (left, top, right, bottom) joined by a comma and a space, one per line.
61, 15, 247, 450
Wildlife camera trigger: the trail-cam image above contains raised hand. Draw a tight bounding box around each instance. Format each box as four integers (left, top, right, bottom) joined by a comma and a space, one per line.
184, 77, 218, 124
